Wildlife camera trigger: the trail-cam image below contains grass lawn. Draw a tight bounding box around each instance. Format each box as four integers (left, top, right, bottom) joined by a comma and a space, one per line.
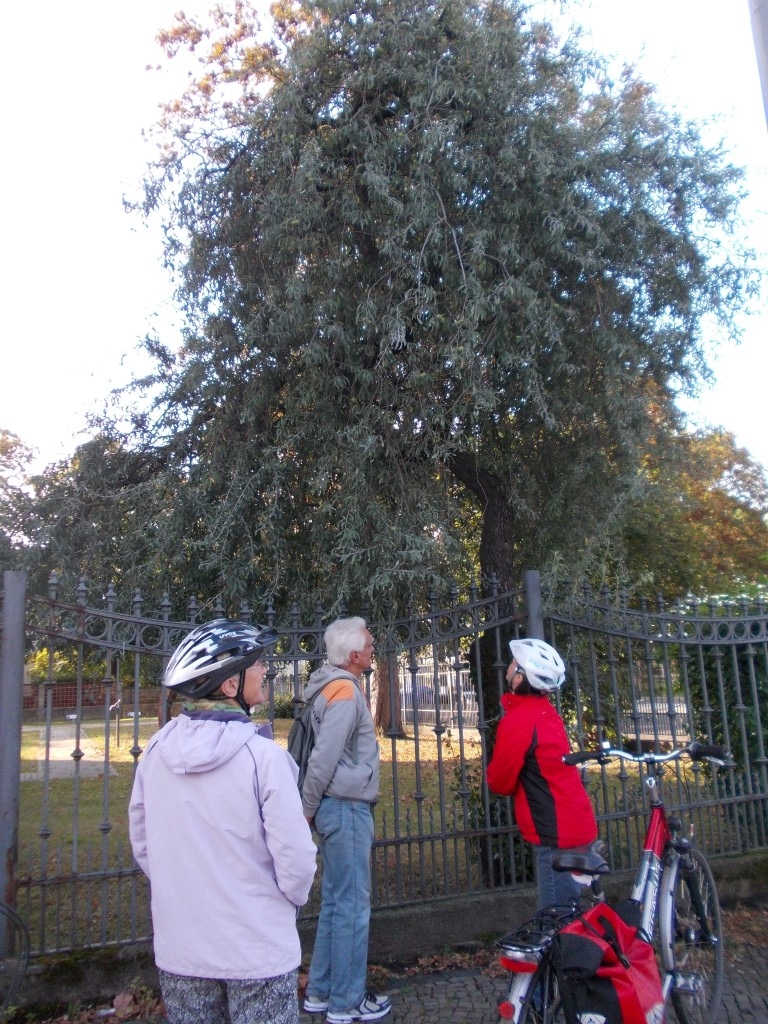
18, 717, 482, 864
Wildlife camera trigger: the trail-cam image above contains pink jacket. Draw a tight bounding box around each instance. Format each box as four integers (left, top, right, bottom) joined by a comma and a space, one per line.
129, 710, 317, 979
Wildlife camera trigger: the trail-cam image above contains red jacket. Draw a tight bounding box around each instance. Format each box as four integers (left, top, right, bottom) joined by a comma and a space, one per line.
486, 691, 597, 849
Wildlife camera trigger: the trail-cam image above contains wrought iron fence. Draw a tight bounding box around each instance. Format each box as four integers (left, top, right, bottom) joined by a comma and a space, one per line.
2, 570, 768, 958
393, 657, 478, 729
542, 585, 768, 864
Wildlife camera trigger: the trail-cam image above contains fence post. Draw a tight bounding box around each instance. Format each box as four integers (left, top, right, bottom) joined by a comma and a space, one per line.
523, 569, 544, 640
0, 570, 26, 915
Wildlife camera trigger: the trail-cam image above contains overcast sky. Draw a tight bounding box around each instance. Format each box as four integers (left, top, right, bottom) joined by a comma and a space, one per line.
1, 0, 766, 472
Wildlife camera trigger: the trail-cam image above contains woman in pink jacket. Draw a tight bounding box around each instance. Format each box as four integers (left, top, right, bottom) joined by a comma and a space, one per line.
129, 619, 317, 1024
486, 638, 598, 910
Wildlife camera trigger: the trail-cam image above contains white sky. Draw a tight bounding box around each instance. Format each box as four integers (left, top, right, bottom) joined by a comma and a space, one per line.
1, 0, 766, 472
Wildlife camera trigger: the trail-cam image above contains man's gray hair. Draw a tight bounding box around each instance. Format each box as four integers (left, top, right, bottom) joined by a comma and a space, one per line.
324, 617, 369, 668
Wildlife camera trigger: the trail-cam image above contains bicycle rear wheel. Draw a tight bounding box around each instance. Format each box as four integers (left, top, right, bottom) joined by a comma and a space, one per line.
0, 901, 30, 1011
659, 847, 724, 1024
517, 958, 567, 1024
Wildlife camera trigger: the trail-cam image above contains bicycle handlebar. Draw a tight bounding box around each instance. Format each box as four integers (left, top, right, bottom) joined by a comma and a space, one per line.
564, 741, 733, 768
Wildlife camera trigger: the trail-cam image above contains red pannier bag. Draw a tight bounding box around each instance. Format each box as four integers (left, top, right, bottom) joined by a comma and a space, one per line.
551, 901, 665, 1024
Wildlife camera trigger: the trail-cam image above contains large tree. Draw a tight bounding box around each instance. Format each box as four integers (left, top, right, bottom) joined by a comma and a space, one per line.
52, 0, 756, 613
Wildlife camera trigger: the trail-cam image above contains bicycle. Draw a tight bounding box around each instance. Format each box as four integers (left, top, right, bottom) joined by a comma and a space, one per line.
495, 740, 731, 1024
0, 900, 29, 1013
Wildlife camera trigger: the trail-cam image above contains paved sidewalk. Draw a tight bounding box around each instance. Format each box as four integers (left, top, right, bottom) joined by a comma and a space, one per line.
722, 942, 768, 1024
299, 940, 768, 1024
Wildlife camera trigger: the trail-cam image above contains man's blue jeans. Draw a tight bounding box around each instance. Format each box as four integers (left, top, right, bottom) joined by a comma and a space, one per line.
307, 797, 374, 1014
534, 843, 583, 910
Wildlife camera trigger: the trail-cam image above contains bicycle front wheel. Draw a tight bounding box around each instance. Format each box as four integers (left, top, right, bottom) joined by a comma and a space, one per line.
659, 846, 724, 1024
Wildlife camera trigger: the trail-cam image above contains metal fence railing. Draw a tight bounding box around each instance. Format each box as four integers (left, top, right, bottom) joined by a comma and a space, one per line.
545, 586, 768, 866
395, 657, 478, 729
2, 570, 767, 958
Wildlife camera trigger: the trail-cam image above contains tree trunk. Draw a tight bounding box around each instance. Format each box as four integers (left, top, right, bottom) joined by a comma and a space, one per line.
374, 647, 405, 737
447, 453, 519, 590
449, 455, 527, 886
478, 491, 520, 594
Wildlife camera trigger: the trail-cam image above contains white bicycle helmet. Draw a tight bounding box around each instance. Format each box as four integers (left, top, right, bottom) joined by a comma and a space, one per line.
508, 638, 566, 691
164, 618, 278, 704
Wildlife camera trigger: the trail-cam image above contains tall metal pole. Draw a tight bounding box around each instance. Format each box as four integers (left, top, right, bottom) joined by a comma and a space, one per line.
0, 571, 27, 918
749, 0, 768, 127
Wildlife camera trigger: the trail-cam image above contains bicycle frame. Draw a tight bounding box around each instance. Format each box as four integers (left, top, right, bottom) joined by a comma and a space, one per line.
629, 771, 676, 1000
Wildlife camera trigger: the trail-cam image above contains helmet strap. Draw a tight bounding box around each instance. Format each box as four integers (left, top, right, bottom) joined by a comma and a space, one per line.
234, 668, 251, 715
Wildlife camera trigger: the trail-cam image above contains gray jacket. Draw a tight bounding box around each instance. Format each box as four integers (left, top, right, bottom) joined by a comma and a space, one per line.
301, 664, 380, 818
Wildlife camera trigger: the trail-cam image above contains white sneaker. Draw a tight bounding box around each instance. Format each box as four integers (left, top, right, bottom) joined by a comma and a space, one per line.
304, 995, 329, 1013
326, 992, 392, 1023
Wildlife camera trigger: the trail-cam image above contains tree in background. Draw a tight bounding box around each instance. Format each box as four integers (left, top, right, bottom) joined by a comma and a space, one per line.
33, 0, 758, 615
0, 430, 38, 574
622, 427, 768, 599
30, 433, 186, 595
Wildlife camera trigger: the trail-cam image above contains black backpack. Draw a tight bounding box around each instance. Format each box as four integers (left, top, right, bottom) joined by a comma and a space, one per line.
286, 687, 325, 791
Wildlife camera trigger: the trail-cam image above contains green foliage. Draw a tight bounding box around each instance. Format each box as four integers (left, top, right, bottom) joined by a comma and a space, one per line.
703, 643, 768, 769
25, 645, 164, 689
688, 638, 768, 841
28, 435, 186, 598
449, 759, 531, 887
621, 426, 768, 599
270, 691, 295, 718
29, 0, 758, 615
26, 648, 78, 683
0, 429, 38, 574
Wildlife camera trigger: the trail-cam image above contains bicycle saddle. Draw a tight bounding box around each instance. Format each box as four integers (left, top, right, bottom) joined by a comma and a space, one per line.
553, 839, 610, 875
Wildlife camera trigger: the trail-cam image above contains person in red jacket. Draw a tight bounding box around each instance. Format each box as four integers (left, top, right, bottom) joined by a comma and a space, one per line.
486, 637, 598, 910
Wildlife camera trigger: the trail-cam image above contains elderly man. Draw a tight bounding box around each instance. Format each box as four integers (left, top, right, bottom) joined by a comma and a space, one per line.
301, 617, 391, 1023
